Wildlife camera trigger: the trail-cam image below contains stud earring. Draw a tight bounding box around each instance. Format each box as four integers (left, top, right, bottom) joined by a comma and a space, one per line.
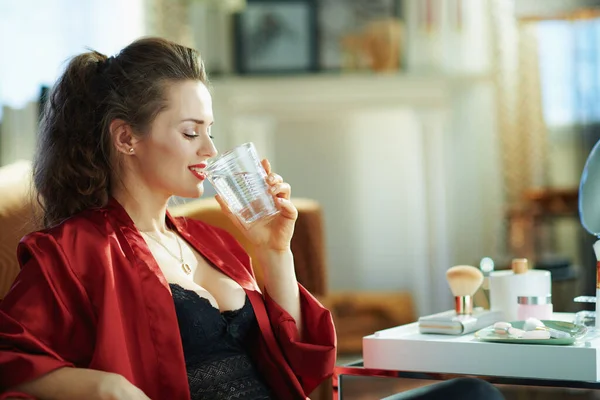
129, 148, 134, 153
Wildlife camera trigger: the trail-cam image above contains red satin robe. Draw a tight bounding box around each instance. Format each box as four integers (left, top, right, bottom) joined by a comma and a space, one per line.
0, 198, 336, 399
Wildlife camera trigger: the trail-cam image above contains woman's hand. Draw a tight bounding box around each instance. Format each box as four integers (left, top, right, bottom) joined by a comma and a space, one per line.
11, 368, 151, 400
95, 373, 152, 400
215, 159, 298, 251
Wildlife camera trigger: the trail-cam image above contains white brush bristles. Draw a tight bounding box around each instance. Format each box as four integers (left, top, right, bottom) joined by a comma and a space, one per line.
446, 265, 484, 297
594, 240, 600, 261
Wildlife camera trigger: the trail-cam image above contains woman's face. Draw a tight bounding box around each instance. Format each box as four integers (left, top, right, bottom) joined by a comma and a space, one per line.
132, 80, 218, 199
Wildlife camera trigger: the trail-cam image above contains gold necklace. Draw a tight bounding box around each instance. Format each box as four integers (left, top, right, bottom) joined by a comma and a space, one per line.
141, 231, 192, 275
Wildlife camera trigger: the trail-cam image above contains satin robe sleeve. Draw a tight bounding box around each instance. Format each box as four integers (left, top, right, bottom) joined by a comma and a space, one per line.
262, 286, 336, 395
207, 223, 337, 396
0, 232, 95, 397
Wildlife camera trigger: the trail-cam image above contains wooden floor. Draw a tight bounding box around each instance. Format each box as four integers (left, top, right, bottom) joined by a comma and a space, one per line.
335, 355, 600, 400
339, 378, 600, 399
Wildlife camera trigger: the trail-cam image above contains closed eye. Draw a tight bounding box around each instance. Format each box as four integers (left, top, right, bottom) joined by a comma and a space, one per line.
183, 131, 199, 139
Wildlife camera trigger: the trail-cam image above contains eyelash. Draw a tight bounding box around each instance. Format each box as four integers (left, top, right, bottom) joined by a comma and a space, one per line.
183, 131, 214, 140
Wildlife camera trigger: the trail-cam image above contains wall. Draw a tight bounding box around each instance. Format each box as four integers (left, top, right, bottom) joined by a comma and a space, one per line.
273, 109, 429, 294
210, 74, 500, 316
446, 83, 503, 267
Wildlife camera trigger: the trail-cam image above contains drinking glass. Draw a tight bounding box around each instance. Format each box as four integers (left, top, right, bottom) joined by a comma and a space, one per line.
206, 142, 279, 227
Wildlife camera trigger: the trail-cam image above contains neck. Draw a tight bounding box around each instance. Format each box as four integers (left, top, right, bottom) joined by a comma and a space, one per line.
111, 178, 171, 234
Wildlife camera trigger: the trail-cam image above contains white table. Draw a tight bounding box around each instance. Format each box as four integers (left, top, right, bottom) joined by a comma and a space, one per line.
333, 313, 600, 399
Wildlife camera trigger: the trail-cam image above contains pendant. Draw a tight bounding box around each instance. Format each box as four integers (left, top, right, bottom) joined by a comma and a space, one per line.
181, 263, 192, 275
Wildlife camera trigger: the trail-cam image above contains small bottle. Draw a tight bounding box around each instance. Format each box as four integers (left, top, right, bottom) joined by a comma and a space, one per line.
517, 295, 553, 320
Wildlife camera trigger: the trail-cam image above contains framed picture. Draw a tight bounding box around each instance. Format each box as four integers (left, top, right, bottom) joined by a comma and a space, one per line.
316, 0, 404, 71
233, 0, 318, 74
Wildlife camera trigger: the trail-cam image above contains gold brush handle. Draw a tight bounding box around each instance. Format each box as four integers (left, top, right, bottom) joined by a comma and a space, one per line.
455, 296, 473, 315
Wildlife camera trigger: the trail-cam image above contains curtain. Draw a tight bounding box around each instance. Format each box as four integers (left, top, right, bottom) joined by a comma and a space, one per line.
488, 0, 552, 270
144, 0, 195, 47
490, 0, 549, 209
144, 0, 245, 75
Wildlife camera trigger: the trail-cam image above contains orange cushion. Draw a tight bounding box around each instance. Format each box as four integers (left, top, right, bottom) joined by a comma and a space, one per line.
0, 161, 39, 298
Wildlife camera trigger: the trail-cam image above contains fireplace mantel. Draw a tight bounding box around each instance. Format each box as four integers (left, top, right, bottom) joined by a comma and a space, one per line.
210, 72, 491, 116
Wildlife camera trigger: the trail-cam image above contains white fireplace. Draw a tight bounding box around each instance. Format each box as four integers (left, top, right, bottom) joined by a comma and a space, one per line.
209, 72, 500, 315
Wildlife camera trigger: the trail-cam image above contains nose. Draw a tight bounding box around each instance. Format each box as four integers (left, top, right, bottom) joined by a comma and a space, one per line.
198, 134, 218, 159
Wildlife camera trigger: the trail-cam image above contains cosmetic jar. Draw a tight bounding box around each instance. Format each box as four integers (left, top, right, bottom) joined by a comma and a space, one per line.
489, 258, 551, 321
517, 295, 553, 320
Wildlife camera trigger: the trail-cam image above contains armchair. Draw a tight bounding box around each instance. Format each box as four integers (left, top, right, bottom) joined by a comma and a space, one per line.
0, 160, 39, 299
168, 197, 328, 297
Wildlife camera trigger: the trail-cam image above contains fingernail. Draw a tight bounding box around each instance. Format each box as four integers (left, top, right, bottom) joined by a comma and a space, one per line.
268, 176, 275, 183
269, 186, 276, 193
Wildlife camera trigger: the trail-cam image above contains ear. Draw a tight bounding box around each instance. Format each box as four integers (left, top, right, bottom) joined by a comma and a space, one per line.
110, 119, 137, 155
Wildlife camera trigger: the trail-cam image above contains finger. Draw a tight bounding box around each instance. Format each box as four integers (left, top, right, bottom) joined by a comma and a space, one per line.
269, 182, 291, 199
215, 195, 249, 231
275, 197, 298, 220
215, 195, 233, 216
261, 159, 271, 175
266, 173, 283, 185
129, 383, 152, 400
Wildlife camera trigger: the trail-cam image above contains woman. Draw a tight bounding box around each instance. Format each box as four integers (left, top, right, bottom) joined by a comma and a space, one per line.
0, 37, 335, 399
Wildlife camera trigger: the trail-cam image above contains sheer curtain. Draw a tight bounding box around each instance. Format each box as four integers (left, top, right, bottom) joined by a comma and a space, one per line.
0, 0, 145, 166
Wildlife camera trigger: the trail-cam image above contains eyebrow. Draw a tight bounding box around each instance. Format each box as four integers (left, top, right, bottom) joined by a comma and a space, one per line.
179, 118, 214, 125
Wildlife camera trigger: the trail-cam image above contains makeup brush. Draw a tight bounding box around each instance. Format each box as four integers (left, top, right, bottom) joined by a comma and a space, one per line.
446, 265, 484, 315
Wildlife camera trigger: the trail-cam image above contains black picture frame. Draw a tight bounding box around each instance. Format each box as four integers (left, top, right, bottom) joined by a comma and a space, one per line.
233, 0, 319, 75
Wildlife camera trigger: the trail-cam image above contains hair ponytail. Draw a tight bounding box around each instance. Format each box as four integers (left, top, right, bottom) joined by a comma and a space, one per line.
34, 51, 113, 228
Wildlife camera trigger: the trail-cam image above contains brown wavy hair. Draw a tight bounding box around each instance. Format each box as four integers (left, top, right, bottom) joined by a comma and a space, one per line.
34, 37, 207, 228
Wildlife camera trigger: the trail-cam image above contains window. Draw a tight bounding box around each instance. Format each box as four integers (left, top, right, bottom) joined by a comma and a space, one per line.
0, 0, 145, 118
537, 18, 600, 126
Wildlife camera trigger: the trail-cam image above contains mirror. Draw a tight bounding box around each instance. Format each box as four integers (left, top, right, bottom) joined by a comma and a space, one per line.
579, 139, 600, 237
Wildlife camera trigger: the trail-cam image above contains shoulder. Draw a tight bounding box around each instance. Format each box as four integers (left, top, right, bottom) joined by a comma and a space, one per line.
19, 207, 114, 262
